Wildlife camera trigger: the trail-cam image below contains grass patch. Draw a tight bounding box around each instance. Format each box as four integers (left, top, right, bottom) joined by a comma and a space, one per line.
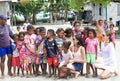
115, 30, 120, 35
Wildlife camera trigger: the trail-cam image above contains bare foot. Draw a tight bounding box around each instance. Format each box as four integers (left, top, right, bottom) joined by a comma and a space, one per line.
85, 74, 89, 78
92, 73, 98, 77
75, 72, 80, 78
26, 75, 33, 78
12, 74, 16, 78
46, 74, 52, 78
67, 76, 70, 80
114, 71, 118, 76
0, 75, 5, 79
54, 77, 59, 80
8, 72, 13, 76
21, 75, 25, 78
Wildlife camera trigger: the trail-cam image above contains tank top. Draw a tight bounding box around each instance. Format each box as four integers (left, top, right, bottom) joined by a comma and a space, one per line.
72, 46, 82, 60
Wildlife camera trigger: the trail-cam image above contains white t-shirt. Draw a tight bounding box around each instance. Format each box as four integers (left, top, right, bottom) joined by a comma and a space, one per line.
59, 50, 73, 67
11, 42, 19, 57
22, 23, 30, 32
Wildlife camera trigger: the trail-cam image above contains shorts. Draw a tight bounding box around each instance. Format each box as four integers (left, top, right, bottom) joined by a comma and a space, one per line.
12, 57, 20, 68
72, 62, 83, 72
86, 53, 96, 64
0, 46, 12, 57
48, 56, 58, 66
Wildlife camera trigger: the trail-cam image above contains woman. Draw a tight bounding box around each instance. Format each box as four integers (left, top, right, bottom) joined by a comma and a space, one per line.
67, 35, 86, 78
94, 32, 118, 79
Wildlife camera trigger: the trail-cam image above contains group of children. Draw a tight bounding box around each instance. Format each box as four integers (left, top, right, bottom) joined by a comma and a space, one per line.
10, 20, 115, 79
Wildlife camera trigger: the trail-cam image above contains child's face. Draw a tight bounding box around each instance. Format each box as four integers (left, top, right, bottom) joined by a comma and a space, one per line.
40, 30, 46, 38
28, 29, 34, 35
75, 23, 80, 30
14, 36, 18, 42
36, 29, 40, 35
47, 32, 53, 38
89, 31, 94, 39
66, 32, 72, 37
58, 31, 64, 38
17, 27, 20, 31
20, 34, 24, 41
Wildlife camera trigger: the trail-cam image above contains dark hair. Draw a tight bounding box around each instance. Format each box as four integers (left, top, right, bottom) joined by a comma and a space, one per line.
64, 28, 73, 35
18, 32, 25, 38
98, 20, 103, 24
63, 41, 71, 49
39, 27, 46, 32
14, 34, 18, 39
88, 29, 97, 37
47, 29, 55, 36
56, 28, 64, 34
73, 21, 81, 27
106, 32, 112, 42
27, 25, 34, 31
17, 26, 20, 29
110, 24, 114, 27
109, 18, 112, 21
75, 35, 84, 46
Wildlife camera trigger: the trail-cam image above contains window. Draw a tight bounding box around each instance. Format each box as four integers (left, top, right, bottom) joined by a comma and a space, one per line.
117, 4, 120, 16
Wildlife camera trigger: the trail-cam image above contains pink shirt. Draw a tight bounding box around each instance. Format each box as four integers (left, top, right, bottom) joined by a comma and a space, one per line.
17, 41, 26, 59
24, 34, 36, 55
85, 37, 98, 54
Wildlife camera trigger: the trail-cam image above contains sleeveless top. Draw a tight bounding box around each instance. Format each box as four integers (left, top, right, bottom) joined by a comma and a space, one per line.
72, 46, 82, 60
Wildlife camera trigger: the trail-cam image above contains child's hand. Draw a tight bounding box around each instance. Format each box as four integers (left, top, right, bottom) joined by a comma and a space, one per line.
69, 59, 74, 63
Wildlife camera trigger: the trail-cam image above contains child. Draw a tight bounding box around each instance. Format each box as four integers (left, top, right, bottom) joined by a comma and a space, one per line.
109, 24, 115, 47
73, 21, 82, 36
15, 26, 21, 34
56, 28, 65, 63
64, 28, 73, 47
11, 34, 19, 77
82, 27, 89, 43
24, 25, 36, 77
44, 29, 58, 77
55, 41, 73, 80
85, 29, 99, 78
36, 27, 47, 76
17, 32, 27, 77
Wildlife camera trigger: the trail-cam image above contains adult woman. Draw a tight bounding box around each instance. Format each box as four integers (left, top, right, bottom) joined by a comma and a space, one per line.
67, 35, 86, 78
94, 32, 118, 79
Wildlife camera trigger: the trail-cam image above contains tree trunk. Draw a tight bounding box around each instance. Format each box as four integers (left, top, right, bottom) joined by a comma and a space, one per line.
65, 10, 68, 22
50, 11, 53, 24
32, 11, 36, 24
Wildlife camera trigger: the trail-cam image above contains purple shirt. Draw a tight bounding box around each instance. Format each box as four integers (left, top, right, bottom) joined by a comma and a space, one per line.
0, 25, 14, 47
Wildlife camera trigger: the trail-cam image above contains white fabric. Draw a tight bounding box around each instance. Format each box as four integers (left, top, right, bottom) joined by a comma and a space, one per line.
59, 50, 73, 68
94, 42, 117, 72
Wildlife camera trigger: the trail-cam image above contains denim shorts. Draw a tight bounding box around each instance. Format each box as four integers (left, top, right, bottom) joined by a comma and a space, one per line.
72, 62, 83, 72
0, 46, 12, 57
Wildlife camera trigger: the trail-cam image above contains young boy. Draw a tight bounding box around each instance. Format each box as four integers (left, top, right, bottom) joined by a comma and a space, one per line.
44, 29, 58, 77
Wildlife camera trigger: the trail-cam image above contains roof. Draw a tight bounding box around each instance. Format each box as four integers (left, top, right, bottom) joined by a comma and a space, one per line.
112, 0, 120, 2
0, 0, 18, 2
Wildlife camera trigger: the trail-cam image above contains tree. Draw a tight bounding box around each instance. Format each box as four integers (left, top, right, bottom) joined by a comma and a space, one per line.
15, 0, 44, 24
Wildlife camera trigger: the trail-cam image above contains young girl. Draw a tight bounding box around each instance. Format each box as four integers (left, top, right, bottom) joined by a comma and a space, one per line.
36, 27, 47, 76
56, 28, 65, 63
109, 24, 115, 47
12, 34, 19, 77
24, 25, 36, 77
44, 29, 58, 77
55, 41, 73, 80
85, 29, 99, 78
17, 32, 27, 77
67, 35, 86, 78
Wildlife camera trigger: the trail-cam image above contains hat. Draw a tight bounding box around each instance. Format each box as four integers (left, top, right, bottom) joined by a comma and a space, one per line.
0, 15, 8, 20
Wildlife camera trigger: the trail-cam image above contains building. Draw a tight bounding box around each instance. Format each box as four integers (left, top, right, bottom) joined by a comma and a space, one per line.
0, 0, 18, 25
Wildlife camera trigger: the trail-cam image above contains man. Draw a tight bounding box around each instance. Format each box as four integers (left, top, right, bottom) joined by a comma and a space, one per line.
0, 15, 14, 79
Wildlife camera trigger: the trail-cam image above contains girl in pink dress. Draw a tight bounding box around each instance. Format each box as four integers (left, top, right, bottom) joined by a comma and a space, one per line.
17, 32, 28, 77
109, 24, 115, 47
24, 25, 36, 77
